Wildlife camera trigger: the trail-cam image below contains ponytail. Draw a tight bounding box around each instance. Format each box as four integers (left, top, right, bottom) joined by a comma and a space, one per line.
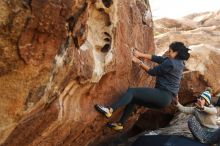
169, 41, 190, 60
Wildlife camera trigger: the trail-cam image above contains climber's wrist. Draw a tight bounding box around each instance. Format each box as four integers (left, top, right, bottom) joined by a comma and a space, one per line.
139, 61, 143, 66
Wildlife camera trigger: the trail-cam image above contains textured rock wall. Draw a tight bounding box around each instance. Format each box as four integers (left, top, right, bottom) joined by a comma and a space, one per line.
0, 0, 154, 145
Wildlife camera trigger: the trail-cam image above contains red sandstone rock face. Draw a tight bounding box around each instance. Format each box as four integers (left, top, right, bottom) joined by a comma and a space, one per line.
0, 0, 154, 145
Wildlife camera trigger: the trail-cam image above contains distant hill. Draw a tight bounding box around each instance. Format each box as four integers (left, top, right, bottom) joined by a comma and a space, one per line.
154, 10, 220, 36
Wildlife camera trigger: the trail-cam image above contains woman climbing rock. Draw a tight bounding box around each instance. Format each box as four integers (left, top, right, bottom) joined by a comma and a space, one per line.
95, 41, 190, 131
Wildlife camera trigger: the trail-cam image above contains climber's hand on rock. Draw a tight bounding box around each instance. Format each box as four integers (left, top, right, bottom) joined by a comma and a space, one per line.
132, 56, 141, 64
133, 48, 143, 58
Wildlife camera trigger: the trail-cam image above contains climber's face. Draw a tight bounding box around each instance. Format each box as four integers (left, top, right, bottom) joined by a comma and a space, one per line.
168, 48, 178, 59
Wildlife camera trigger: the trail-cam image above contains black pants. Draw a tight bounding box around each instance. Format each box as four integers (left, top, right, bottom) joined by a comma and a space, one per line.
188, 116, 220, 145
110, 87, 173, 124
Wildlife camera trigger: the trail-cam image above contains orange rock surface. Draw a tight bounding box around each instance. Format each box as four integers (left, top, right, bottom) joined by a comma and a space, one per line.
0, 0, 154, 145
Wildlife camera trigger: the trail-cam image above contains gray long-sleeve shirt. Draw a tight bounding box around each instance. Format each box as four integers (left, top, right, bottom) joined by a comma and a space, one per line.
177, 103, 219, 129
147, 55, 184, 96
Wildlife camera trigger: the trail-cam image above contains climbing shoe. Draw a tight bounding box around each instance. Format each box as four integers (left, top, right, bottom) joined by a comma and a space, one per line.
107, 122, 123, 131
95, 104, 112, 118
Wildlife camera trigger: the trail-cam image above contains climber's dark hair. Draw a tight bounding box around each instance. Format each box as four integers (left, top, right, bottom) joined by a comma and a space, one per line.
169, 41, 190, 60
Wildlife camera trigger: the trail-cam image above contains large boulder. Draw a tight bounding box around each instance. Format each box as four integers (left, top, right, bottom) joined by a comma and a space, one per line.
154, 17, 197, 35
184, 10, 220, 27
154, 10, 220, 36
0, 0, 154, 145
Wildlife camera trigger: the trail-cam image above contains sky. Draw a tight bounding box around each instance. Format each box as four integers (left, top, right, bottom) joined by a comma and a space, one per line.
149, 0, 220, 19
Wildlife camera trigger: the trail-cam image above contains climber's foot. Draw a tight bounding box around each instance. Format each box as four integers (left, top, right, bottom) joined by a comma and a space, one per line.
95, 104, 113, 118
107, 122, 123, 131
